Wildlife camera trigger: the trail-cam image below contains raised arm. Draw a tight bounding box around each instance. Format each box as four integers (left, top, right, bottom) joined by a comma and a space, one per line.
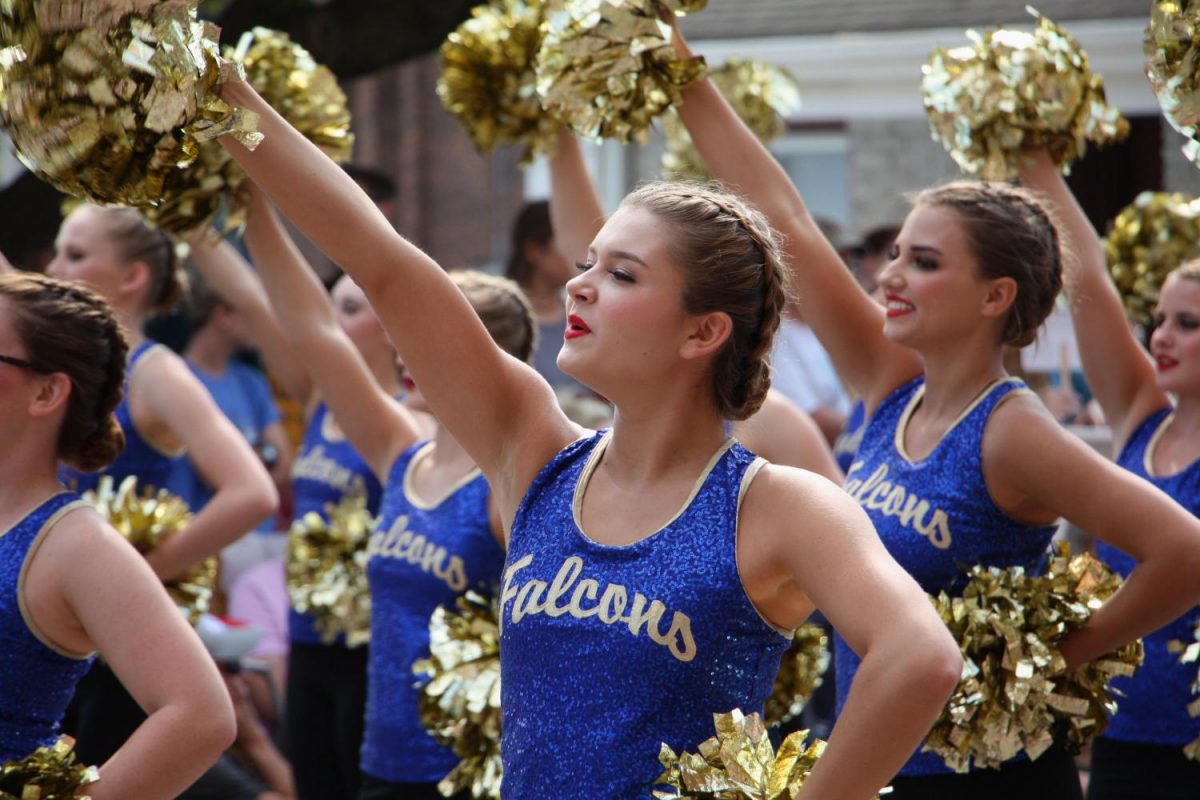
672, 35, 922, 408
134, 351, 278, 579
549, 130, 606, 265
187, 235, 314, 404
242, 188, 422, 479
1017, 149, 1166, 445
29, 508, 235, 800
219, 80, 578, 517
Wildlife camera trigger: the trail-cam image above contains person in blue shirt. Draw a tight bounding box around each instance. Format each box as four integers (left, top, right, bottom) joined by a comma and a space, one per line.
669, 27, 1200, 800
0, 270, 234, 800
218, 75, 968, 800
1021, 149, 1200, 800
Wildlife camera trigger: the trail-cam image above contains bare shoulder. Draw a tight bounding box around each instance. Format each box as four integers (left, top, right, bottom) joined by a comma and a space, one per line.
740, 462, 867, 548
982, 388, 1072, 460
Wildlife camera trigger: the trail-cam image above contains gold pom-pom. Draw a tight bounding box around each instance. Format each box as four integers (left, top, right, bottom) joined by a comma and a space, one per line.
1167, 617, 1200, 760
438, 0, 559, 165
1146, 1, 1200, 164
924, 546, 1144, 773
763, 623, 829, 727
1103, 191, 1200, 325
652, 709, 886, 799
660, 57, 799, 181
535, 0, 707, 144
83, 475, 216, 625
0, 736, 98, 800
0, 1, 258, 213
286, 494, 375, 647
413, 591, 502, 800
921, 6, 1128, 181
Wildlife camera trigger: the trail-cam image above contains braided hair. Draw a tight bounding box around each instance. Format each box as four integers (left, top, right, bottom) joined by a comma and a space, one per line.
913, 181, 1063, 347
620, 182, 790, 420
0, 272, 129, 470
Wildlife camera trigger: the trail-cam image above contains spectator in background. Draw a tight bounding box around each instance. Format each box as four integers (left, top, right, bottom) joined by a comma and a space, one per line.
167, 276, 292, 529
852, 224, 902, 295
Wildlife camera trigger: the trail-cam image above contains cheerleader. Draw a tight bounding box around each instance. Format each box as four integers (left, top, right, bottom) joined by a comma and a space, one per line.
1020, 149, 1200, 799
46, 205, 277, 766
197, 187, 534, 799
218, 77, 964, 800
669, 30, 1200, 799
0, 272, 234, 799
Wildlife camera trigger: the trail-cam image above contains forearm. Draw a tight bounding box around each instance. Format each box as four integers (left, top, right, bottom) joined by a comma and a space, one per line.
148, 479, 277, 580
801, 633, 958, 798
238, 734, 296, 798
549, 130, 605, 262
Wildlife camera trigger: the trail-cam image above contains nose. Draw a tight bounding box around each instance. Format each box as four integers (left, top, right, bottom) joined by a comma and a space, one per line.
876, 256, 903, 290
565, 266, 595, 305
1150, 320, 1171, 350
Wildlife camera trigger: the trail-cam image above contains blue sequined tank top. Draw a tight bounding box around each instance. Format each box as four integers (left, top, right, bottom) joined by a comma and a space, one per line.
289, 402, 384, 645
835, 377, 1057, 777
0, 493, 95, 762
1098, 407, 1200, 747
832, 398, 866, 475
500, 430, 791, 798
59, 342, 180, 493
360, 441, 505, 782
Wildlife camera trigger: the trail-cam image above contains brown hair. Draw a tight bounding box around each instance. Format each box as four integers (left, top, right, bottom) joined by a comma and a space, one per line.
504, 201, 554, 289
90, 206, 188, 316
1172, 259, 1200, 285
450, 270, 538, 364
619, 182, 789, 421
912, 182, 1063, 347
0, 272, 129, 471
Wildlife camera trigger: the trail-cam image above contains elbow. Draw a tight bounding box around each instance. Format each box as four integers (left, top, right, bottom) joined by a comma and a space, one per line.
207, 696, 238, 756
900, 625, 963, 708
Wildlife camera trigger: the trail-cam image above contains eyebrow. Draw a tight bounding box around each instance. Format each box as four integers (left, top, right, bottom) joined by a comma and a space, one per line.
910, 245, 943, 256
587, 246, 650, 268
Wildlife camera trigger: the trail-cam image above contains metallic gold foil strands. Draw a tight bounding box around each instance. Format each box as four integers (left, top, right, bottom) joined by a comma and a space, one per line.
1103, 191, 1200, 325
0, 736, 98, 800
924, 546, 1144, 773
921, 6, 1128, 181
1146, 1, 1200, 164
1167, 618, 1200, 760
535, 0, 707, 144
286, 494, 374, 647
661, 57, 799, 181
653, 709, 887, 799
0, 0, 256, 212
763, 623, 829, 727
82, 475, 216, 625
438, 0, 558, 165
413, 591, 502, 800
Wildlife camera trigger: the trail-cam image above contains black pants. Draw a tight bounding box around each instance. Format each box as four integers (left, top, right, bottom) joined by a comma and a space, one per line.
285, 643, 369, 800
63, 661, 147, 766
886, 741, 1082, 800
359, 774, 468, 800
1087, 737, 1200, 800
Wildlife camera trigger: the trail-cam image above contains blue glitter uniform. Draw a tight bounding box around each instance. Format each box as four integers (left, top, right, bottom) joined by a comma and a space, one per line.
360, 441, 505, 783
288, 403, 384, 645
836, 377, 1057, 777
500, 431, 791, 799
832, 399, 866, 475
59, 342, 180, 493
0, 493, 94, 762
1097, 408, 1200, 747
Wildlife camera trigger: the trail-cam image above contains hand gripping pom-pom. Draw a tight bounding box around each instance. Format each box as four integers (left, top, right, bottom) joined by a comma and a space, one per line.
1168, 616, 1200, 760
535, 0, 707, 144
0, 736, 98, 800
438, 0, 559, 165
923, 545, 1144, 773
0, 0, 258, 217
660, 57, 799, 182
1147, 0, 1200, 165
83, 475, 216, 625
652, 709, 888, 799
413, 592, 503, 799
1103, 191, 1200, 325
921, 6, 1128, 180
286, 494, 375, 648
763, 623, 830, 727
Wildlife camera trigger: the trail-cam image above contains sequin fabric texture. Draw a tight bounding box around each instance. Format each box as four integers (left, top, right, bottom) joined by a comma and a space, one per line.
1097, 407, 1200, 746
361, 441, 505, 782
0, 493, 94, 762
499, 430, 790, 798
58, 343, 180, 494
835, 377, 1058, 776
288, 402, 384, 645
